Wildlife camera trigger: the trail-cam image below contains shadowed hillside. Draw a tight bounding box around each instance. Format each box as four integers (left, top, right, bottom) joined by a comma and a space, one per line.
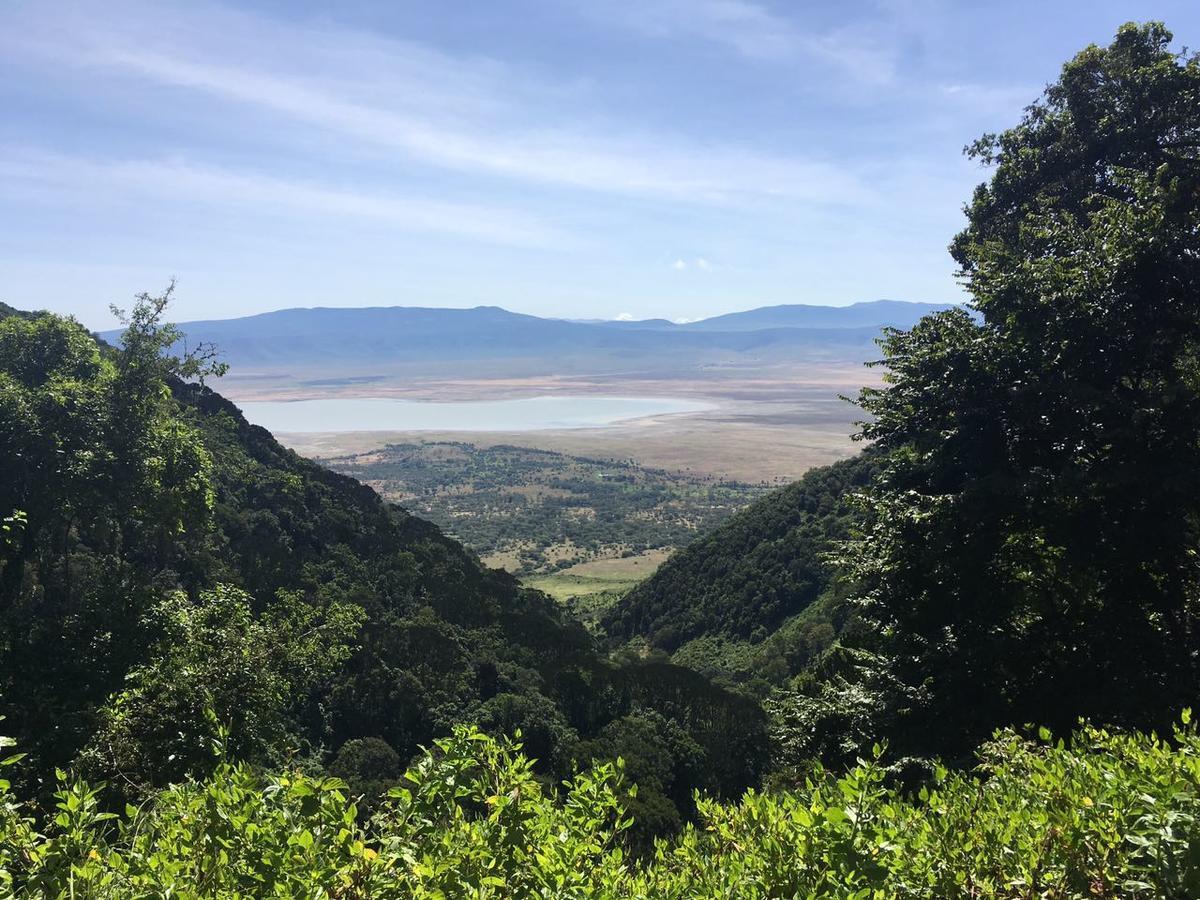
602, 452, 878, 687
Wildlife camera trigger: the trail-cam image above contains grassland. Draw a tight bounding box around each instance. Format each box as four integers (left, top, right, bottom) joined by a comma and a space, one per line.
263, 371, 865, 596
521, 548, 673, 600
319, 443, 769, 576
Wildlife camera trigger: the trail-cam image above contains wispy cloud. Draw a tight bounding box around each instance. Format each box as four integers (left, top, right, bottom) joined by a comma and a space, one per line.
607, 0, 802, 62
575, 0, 899, 85
0, 151, 567, 249
1, 0, 873, 208
940, 82, 1039, 115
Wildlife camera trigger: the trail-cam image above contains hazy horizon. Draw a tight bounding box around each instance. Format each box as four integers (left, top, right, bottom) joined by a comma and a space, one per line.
3, 1, 1197, 329
94, 295, 948, 329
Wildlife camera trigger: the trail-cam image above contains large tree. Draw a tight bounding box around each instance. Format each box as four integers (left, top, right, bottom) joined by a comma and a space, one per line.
849, 22, 1200, 757
0, 287, 224, 769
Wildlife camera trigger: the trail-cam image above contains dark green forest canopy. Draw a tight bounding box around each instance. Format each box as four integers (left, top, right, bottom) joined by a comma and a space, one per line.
601, 22, 1200, 767
0, 300, 767, 834
602, 452, 878, 684
0, 303, 36, 321
833, 22, 1200, 760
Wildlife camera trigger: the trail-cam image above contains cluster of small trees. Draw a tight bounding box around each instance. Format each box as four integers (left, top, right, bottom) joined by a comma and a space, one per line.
327, 442, 766, 574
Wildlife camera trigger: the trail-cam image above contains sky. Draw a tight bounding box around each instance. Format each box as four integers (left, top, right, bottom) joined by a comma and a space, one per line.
2, 1, 1198, 328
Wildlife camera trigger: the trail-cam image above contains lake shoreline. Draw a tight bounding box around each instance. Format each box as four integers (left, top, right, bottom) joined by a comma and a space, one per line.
238, 394, 717, 434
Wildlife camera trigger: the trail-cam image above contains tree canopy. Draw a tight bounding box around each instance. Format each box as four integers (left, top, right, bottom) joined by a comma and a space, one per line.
0, 294, 766, 834
844, 22, 1200, 757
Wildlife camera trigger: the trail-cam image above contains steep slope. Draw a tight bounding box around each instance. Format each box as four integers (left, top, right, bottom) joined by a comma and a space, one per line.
181, 385, 769, 801
0, 304, 768, 828
602, 452, 879, 684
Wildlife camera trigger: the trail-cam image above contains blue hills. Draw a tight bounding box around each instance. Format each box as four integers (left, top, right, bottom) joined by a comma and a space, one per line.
100, 299, 958, 377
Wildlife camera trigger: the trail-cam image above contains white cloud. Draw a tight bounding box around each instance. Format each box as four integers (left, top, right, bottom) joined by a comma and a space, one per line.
615, 312, 636, 321
0, 0, 874, 208
112, 52, 869, 205
672, 257, 714, 271
621, 0, 802, 62
0, 151, 566, 249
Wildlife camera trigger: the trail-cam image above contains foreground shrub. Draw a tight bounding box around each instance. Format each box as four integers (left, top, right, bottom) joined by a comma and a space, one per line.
3, 717, 1200, 897
1, 726, 632, 897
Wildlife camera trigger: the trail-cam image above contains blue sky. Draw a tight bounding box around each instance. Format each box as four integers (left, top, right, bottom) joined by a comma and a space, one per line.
2, 1, 1197, 328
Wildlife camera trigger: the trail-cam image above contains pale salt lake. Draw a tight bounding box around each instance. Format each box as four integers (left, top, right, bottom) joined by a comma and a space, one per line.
238, 395, 714, 433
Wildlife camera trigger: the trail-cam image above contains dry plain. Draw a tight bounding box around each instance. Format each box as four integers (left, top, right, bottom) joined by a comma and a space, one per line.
225, 367, 871, 483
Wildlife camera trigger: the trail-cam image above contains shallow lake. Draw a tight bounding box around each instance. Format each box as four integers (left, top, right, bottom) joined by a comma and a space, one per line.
238, 395, 714, 433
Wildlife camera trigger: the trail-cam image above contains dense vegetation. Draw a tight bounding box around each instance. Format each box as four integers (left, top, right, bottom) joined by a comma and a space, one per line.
3, 21, 1200, 897
5, 718, 1200, 896
607, 21, 1200, 768
0, 291, 767, 842
821, 19, 1200, 764
603, 452, 877, 687
322, 441, 769, 575
0, 303, 33, 322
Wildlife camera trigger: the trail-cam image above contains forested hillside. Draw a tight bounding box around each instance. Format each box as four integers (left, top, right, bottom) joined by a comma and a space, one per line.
0, 303, 33, 321
642, 21, 1200, 773
610, 6, 1200, 787
603, 452, 877, 686
0, 294, 767, 839
4, 21, 1200, 897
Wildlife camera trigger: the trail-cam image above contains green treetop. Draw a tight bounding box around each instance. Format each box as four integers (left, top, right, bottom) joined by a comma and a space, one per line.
848, 22, 1200, 757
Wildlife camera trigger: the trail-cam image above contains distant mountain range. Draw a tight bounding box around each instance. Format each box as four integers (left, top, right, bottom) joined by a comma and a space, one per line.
101, 300, 958, 382
672, 300, 956, 332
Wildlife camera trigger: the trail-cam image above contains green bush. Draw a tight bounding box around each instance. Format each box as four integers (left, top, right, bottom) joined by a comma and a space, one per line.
4, 716, 1200, 897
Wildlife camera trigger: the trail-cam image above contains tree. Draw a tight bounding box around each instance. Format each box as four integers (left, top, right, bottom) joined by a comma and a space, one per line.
574, 709, 710, 845
0, 285, 226, 601
0, 287, 227, 771
0, 313, 112, 598
847, 23, 1200, 757
79, 585, 362, 794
